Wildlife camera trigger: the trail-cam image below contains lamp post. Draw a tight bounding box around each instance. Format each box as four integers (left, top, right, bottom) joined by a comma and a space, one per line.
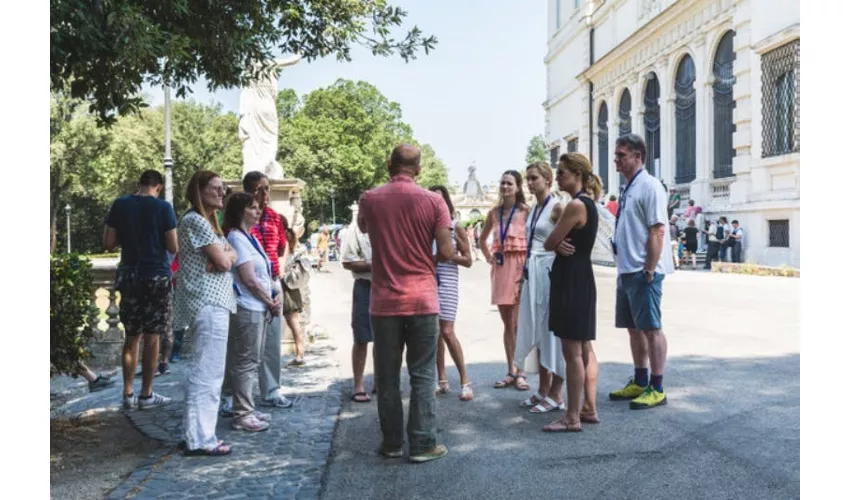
163, 83, 174, 205
329, 187, 336, 225
64, 203, 71, 253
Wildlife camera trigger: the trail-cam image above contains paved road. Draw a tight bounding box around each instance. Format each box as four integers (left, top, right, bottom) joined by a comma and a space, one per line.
319, 262, 800, 500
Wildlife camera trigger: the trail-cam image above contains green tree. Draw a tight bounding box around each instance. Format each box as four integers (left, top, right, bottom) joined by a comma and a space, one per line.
279, 80, 414, 224
525, 134, 548, 164
51, 0, 437, 123
416, 144, 449, 189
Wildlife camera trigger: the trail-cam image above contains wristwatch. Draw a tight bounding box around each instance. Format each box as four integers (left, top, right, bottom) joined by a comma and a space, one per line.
643, 269, 655, 279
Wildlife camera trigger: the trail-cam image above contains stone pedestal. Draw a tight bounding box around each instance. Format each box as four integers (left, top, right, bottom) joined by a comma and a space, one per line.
224, 177, 309, 355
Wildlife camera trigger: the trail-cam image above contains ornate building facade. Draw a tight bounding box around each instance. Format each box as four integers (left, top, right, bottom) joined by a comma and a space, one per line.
544, 0, 799, 267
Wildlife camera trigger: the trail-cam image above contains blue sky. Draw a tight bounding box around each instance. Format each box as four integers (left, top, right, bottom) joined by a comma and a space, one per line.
142, 0, 547, 186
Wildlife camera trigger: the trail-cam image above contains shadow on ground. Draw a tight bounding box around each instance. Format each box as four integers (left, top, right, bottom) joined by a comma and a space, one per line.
320, 353, 800, 500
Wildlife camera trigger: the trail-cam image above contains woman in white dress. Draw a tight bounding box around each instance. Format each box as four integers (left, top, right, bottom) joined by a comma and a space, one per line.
514, 162, 567, 413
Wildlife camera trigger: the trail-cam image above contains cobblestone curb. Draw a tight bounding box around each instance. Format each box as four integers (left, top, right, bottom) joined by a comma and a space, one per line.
108, 335, 345, 500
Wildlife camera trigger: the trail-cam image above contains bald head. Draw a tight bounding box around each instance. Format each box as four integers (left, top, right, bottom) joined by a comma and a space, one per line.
389, 144, 421, 175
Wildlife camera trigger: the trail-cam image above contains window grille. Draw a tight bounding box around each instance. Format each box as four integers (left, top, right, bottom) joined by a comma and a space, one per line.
644, 74, 661, 177
761, 40, 800, 157
713, 31, 736, 178
567, 138, 578, 152
768, 219, 790, 248
598, 103, 609, 192
550, 146, 560, 171
619, 89, 632, 136
675, 55, 697, 184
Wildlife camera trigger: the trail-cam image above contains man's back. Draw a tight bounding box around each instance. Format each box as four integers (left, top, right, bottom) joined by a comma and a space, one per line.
105, 194, 176, 277
360, 176, 451, 316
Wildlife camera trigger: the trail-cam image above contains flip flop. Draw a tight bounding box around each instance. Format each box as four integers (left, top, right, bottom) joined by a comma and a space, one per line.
184, 442, 232, 456
351, 392, 371, 403
542, 420, 582, 433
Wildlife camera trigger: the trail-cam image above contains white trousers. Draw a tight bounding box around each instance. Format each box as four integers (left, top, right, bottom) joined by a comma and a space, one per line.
182, 305, 229, 450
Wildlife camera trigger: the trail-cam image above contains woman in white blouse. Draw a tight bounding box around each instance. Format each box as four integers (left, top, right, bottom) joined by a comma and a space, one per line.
173, 170, 237, 456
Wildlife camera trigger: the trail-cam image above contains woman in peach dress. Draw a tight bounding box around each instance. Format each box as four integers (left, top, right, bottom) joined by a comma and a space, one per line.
478, 170, 530, 391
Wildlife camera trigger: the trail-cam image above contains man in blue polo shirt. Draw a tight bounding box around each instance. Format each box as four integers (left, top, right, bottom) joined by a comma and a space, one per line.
104, 170, 178, 411
608, 134, 675, 410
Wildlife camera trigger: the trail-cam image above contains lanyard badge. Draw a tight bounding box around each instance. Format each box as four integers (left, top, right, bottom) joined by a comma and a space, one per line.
495, 204, 517, 266
523, 195, 552, 280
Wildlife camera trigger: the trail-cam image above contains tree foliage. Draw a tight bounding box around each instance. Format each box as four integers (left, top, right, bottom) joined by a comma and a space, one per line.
525, 134, 548, 164
416, 143, 449, 189
51, 0, 437, 123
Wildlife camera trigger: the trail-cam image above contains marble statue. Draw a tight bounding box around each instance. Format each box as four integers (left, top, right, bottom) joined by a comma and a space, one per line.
462, 162, 485, 201
238, 54, 302, 180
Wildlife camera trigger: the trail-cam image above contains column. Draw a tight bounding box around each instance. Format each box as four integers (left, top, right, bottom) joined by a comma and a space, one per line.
691, 36, 712, 206
657, 58, 676, 187
730, 0, 754, 205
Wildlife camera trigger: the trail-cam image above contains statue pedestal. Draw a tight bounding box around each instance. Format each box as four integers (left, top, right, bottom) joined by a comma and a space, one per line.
224, 177, 309, 355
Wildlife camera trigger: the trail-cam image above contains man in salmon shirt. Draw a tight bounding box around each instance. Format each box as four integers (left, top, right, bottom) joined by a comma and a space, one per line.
358, 144, 455, 464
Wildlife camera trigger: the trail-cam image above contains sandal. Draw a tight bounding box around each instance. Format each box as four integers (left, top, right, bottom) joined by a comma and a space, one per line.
184, 442, 232, 456
436, 380, 451, 395
459, 383, 474, 402
514, 374, 530, 391
494, 373, 517, 389
542, 418, 582, 433
351, 392, 371, 403
529, 396, 565, 414
580, 412, 601, 424
520, 393, 544, 408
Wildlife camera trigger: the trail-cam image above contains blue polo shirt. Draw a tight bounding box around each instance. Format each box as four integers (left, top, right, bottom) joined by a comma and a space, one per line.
104, 194, 177, 277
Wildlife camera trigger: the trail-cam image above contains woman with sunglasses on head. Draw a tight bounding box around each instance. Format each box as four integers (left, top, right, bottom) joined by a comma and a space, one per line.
478, 170, 530, 391
219, 192, 281, 433
429, 185, 474, 402
542, 153, 602, 433
173, 170, 237, 456
515, 162, 567, 413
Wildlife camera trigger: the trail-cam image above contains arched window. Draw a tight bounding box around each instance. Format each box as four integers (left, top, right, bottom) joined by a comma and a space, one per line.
643, 73, 661, 177
675, 55, 697, 184
618, 89, 632, 136
598, 102, 609, 192
713, 31, 736, 179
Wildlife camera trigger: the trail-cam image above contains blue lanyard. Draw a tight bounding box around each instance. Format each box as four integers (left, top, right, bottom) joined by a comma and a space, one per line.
526, 195, 552, 258
239, 229, 272, 279
615, 169, 644, 230
499, 203, 518, 249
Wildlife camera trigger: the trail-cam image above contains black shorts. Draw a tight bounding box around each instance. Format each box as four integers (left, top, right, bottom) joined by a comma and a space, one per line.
118, 276, 172, 336
351, 279, 373, 343
685, 242, 697, 253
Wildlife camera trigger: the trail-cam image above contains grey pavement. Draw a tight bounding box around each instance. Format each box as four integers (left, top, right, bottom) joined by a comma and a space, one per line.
319, 262, 800, 500
50, 261, 799, 499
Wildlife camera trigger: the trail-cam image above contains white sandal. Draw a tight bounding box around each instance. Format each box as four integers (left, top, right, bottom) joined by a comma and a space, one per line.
520, 392, 544, 408
459, 383, 474, 402
529, 396, 565, 414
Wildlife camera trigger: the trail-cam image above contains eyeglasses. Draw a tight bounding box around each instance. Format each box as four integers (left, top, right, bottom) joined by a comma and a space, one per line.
207, 185, 227, 194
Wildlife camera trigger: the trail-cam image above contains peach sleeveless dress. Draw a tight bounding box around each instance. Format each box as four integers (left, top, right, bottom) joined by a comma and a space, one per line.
489, 206, 528, 305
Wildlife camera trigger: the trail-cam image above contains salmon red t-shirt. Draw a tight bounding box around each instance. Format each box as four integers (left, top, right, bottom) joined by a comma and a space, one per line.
359, 175, 452, 316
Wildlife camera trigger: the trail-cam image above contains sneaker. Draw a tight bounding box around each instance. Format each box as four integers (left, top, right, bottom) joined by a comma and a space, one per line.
219, 397, 234, 417
609, 377, 647, 400
378, 444, 403, 459
409, 444, 448, 464
260, 394, 293, 408
630, 386, 667, 410
122, 393, 136, 410
137, 392, 172, 410
156, 362, 171, 376
88, 375, 116, 393
253, 410, 271, 422
232, 413, 270, 432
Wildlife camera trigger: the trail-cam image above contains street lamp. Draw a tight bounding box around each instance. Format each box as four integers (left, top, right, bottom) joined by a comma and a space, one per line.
163, 83, 174, 205
328, 187, 336, 225
64, 203, 71, 253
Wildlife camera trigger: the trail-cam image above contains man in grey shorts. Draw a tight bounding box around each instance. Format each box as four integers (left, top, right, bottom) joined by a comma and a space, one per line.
341, 203, 375, 403
608, 134, 675, 410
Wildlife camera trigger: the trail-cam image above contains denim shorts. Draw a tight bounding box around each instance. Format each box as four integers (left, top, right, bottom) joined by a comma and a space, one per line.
615, 271, 664, 331
351, 279, 373, 343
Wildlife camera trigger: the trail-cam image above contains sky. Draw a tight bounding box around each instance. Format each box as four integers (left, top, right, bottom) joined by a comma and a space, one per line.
142, 0, 547, 187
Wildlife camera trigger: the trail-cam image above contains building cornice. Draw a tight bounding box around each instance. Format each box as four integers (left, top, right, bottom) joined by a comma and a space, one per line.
752, 23, 800, 54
